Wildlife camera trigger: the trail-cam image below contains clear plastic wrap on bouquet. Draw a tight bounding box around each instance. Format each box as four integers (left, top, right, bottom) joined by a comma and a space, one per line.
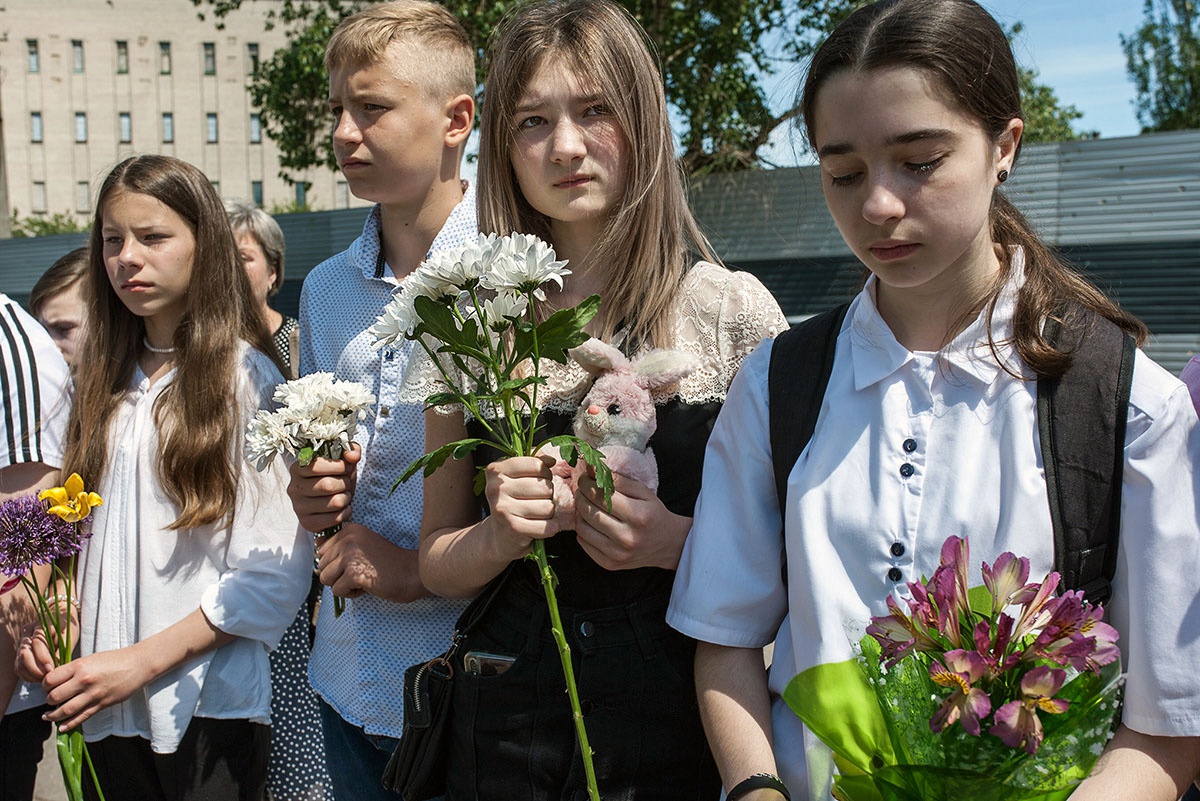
784, 535, 1125, 801
787, 636, 1122, 801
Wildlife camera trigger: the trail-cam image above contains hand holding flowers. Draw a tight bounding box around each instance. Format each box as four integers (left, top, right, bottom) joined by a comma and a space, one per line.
374, 232, 611, 801
1, 473, 105, 801
245, 373, 375, 617
785, 535, 1123, 801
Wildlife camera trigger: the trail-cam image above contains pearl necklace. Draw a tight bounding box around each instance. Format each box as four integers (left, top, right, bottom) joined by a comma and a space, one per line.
142, 338, 177, 354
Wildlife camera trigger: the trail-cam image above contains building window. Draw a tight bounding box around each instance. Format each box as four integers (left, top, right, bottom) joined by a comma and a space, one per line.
116, 41, 129, 74
249, 113, 262, 144
31, 112, 43, 143
247, 42, 260, 74
206, 113, 219, 143
162, 112, 174, 143
203, 42, 216, 75
159, 42, 172, 74
75, 112, 88, 143
76, 182, 91, 214
27, 40, 39, 73
295, 183, 307, 208
336, 180, 349, 210
33, 182, 47, 213
251, 181, 264, 208
72, 40, 85, 73
119, 112, 132, 143
210, 180, 220, 194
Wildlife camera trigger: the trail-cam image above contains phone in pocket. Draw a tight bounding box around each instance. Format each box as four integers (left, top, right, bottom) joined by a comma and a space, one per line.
463, 650, 517, 677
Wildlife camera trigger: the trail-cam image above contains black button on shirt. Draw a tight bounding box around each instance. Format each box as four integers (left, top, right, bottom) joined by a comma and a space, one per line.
903, 438, 918, 453
887, 567, 903, 582
890, 541, 905, 557
899, 463, 915, 478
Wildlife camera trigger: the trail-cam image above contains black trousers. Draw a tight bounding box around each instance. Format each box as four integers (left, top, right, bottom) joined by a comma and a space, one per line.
82, 717, 270, 801
0, 705, 52, 801
446, 580, 719, 801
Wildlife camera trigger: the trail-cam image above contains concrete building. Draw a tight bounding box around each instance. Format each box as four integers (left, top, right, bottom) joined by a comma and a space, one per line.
0, 0, 369, 235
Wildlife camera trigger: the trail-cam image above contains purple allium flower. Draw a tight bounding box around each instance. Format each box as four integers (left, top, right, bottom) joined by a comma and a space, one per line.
0, 494, 86, 576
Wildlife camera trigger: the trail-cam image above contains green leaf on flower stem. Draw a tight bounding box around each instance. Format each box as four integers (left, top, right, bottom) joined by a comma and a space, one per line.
495, 375, 546, 396
511, 295, 601, 364
423, 391, 466, 409
545, 435, 614, 512
473, 466, 488, 496
393, 438, 484, 491
297, 445, 315, 467
413, 296, 489, 362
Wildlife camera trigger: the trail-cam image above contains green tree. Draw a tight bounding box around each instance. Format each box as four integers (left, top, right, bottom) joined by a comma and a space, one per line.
194, 0, 855, 176
9, 211, 89, 238
1018, 64, 1092, 143
1122, 0, 1200, 131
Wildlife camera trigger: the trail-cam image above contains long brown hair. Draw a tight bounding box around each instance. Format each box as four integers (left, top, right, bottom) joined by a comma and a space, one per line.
66, 155, 284, 529
478, 0, 718, 349
799, 0, 1146, 377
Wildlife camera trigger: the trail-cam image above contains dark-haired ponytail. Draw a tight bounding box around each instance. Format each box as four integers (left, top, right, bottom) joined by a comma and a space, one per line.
992, 192, 1147, 380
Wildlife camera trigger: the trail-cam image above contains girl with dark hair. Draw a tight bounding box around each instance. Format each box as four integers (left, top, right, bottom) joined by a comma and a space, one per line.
667, 1, 1200, 799
16, 155, 312, 801
415, 0, 786, 797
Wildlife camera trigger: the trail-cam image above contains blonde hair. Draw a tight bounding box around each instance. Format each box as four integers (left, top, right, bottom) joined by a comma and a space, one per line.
325, 0, 475, 101
66, 156, 284, 530
477, 0, 718, 349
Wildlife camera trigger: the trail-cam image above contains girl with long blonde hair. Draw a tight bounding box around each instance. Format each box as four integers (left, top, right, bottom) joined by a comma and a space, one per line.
417, 1, 787, 798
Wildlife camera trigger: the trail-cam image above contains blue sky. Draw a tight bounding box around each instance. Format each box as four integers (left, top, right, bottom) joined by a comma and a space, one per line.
988, 0, 1146, 139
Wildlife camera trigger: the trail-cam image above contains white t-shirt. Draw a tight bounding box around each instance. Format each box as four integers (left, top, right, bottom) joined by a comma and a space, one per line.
1, 294, 71, 715
75, 344, 312, 753
668, 256, 1200, 799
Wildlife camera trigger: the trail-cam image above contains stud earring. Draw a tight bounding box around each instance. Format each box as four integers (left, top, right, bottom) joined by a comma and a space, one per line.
997, 169, 1009, 183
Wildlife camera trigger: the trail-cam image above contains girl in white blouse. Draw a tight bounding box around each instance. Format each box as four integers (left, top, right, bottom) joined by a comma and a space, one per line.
17, 155, 311, 801
667, 1, 1200, 800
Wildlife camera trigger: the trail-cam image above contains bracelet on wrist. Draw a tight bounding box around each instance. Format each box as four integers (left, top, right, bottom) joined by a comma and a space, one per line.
46, 593, 80, 613
727, 773, 790, 801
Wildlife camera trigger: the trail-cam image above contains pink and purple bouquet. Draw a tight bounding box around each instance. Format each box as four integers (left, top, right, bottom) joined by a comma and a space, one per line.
785, 535, 1124, 801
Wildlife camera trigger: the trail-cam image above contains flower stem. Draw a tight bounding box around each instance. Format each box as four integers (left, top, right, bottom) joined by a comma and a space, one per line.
529, 539, 600, 801
319, 523, 346, 617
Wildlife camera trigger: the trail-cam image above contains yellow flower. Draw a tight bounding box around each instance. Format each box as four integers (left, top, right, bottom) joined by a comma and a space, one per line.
38, 473, 103, 523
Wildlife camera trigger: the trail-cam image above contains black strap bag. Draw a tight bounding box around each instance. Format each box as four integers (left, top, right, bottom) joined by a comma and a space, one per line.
382, 567, 512, 801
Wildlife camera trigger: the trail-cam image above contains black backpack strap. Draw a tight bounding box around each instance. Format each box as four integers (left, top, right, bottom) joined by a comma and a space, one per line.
1038, 312, 1136, 604
768, 303, 851, 509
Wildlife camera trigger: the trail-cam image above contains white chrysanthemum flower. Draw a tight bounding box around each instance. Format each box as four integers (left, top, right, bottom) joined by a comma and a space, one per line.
483, 233, 570, 301
273, 372, 336, 410
481, 292, 529, 332
370, 290, 422, 350
326, 381, 377, 415
244, 409, 298, 471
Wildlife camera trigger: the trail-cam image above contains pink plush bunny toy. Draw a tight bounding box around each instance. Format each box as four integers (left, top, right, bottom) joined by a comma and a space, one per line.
548, 339, 700, 529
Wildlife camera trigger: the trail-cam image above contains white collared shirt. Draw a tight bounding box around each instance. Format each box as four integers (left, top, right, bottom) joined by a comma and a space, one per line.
76, 344, 312, 753
668, 251, 1200, 798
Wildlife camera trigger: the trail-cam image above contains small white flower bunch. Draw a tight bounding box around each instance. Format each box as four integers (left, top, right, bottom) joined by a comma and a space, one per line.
369, 232, 569, 349
245, 372, 377, 471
